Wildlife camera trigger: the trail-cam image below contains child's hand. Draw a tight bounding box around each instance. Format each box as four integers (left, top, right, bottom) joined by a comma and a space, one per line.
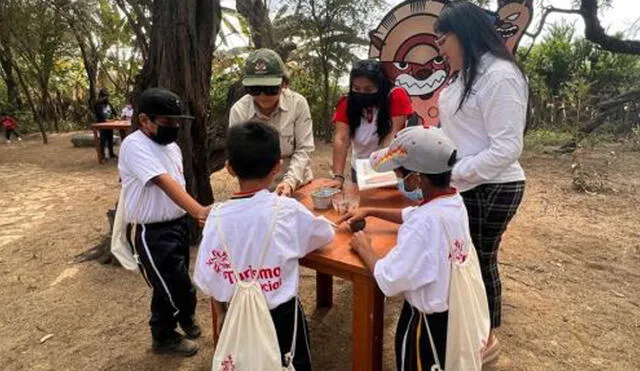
275, 182, 293, 197
349, 231, 372, 255
196, 205, 212, 226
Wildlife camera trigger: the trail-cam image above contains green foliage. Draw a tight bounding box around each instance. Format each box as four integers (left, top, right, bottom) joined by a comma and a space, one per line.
524, 129, 575, 150
520, 22, 640, 133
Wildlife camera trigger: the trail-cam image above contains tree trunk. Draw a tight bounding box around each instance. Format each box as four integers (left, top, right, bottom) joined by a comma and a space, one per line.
134, 0, 220, 238
0, 52, 22, 109
321, 60, 331, 142
13, 62, 47, 144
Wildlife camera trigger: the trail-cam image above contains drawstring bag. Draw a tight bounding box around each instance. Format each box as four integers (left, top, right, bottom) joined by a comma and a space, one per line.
423, 211, 490, 371
211, 198, 298, 371
110, 189, 139, 271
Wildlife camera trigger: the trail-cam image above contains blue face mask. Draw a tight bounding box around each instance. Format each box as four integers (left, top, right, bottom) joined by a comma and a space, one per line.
397, 176, 423, 201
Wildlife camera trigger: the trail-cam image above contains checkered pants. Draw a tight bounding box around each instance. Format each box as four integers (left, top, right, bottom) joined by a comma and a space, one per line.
461, 181, 525, 328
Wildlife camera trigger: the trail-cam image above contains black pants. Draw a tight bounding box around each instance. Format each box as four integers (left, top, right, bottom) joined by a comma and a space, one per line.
461, 181, 525, 328
126, 216, 197, 344
99, 129, 115, 157
5, 128, 20, 140
395, 301, 448, 371
270, 297, 312, 370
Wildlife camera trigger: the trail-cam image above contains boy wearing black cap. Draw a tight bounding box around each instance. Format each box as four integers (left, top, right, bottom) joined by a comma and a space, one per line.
118, 87, 211, 356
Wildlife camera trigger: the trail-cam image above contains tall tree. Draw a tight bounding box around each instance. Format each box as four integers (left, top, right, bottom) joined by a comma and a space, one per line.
0, 1, 22, 110
133, 0, 221, 219
283, 0, 385, 140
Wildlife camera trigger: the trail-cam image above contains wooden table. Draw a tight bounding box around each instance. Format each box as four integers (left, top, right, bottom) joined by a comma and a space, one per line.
91, 121, 131, 164
210, 179, 410, 371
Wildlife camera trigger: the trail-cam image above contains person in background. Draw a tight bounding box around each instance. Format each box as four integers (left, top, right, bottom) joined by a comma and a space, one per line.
118, 87, 211, 356
121, 94, 134, 121
94, 88, 118, 159
435, 1, 528, 363
229, 49, 314, 197
328, 60, 413, 188
1, 114, 22, 144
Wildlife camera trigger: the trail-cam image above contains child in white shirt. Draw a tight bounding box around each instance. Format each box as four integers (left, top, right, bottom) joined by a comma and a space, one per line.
340, 126, 489, 370
194, 121, 334, 370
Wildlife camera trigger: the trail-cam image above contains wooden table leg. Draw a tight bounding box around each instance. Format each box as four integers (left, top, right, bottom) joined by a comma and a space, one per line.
352, 275, 384, 371
316, 272, 333, 308
119, 129, 127, 141
92, 128, 104, 164
210, 299, 219, 347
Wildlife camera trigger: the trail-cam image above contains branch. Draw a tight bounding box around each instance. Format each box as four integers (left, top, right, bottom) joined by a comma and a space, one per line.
523, 6, 581, 59
580, 0, 640, 55
524, 0, 640, 57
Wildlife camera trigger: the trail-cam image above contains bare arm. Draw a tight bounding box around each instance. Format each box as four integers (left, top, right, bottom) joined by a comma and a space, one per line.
380, 115, 408, 147
336, 207, 403, 225
152, 174, 210, 223
332, 122, 350, 177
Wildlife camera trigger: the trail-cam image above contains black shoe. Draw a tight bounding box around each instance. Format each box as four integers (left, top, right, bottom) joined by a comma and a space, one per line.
152, 337, 199, 357
181, 321, 202, 339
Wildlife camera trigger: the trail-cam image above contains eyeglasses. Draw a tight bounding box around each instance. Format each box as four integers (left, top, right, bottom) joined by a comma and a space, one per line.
435, 33, 450, 47
246, 86, 281, 96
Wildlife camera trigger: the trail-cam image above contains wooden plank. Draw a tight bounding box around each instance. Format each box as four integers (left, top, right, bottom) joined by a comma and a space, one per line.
352, 274, 385, 371
92, 128, 104, 164
316, 272, 333, 308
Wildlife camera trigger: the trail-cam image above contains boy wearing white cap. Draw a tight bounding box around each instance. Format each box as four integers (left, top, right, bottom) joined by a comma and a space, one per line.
339, 126, 490, 371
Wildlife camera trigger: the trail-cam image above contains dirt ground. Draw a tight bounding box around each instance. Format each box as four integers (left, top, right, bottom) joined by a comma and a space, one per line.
0, 132, 638, 371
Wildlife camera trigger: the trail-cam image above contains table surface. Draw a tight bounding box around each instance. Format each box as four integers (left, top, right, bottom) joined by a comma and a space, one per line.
295, 179, 413, 276
91, 120, 131, 130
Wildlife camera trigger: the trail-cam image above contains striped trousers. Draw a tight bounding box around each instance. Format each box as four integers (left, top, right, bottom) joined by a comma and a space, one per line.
461, 181, 525, 328
126, 216, 198, 344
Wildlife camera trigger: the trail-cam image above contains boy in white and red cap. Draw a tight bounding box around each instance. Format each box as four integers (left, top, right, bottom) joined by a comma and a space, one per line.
338, 126, 490, 371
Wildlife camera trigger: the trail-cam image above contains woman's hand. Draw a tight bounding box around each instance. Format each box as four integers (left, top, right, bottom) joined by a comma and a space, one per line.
275, 182, 293, 197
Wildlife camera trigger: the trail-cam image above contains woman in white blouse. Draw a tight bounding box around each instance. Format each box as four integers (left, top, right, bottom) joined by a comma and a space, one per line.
435, 1, 528, 363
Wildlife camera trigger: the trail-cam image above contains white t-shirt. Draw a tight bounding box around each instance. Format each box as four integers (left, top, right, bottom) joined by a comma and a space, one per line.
439, 53, 528, 192
194, 191, 335, 309
121, 105, 134, 120
351, 109, 380, 169
118, 130, 187, 224
374, 194, 471, 314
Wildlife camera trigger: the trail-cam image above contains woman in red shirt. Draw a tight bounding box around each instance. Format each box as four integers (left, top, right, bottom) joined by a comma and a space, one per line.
329, 60, 414, 187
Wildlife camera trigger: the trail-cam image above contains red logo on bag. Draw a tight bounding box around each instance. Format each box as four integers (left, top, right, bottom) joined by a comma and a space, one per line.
449, 239, 468, 264
220, 355, 235, 371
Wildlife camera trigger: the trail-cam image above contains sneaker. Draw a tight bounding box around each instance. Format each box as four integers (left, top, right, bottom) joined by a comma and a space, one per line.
17, 137, 22, 142
152, 337, 199, 357
181, 321, 202, 339
6, 140, 10, 144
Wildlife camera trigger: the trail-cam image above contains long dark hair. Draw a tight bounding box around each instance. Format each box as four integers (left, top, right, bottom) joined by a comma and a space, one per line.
436, 1, 525, 111
347, 60, 392, 142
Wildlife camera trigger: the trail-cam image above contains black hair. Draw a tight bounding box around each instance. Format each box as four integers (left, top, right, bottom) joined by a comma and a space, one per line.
226, 121, 281, 180
347, 60, 392, 143
400, 150, 457, 188
435, 1, 525, 111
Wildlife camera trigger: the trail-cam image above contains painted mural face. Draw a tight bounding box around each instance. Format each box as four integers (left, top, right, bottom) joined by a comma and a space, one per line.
368, 0, 532, 127
495, 0, 533, 53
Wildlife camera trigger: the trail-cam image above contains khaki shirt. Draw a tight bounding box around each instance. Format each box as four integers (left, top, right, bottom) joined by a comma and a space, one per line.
229, 89, 314, 189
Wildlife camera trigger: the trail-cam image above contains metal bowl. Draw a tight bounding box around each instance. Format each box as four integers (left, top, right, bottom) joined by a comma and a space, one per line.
311, 187, 340, 210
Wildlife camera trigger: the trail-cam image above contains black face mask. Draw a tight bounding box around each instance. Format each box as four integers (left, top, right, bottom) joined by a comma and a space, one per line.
150, 124, 179, 145
351, 92, 380, 107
